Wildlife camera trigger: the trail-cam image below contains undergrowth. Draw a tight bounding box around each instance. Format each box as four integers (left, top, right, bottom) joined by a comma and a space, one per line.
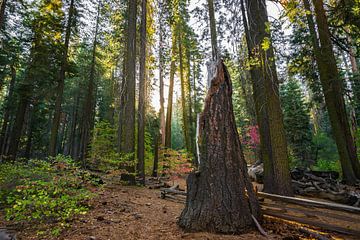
0, 155, 101, 236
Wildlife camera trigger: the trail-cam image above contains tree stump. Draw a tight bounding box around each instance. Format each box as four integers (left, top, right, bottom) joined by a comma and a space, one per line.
178, 60, 261, 233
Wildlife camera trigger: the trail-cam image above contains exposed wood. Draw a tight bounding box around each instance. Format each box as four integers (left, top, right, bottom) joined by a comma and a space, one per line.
262, 202, 360, 222
257, 192, 360, 214
263, 208, 360, 236
178, 60, 261, 233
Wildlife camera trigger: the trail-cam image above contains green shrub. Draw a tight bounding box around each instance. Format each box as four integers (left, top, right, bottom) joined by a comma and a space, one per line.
90, 121, 135, 172
0, 155, 95, 233
312, 158, 341, 172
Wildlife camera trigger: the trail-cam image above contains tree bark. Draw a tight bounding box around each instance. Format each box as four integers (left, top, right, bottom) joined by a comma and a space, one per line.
118, 0, 137, 184
178, 32, 191, 153
0, 63, 16, 159
49, 0, 75, 157
79, 1, 100, 162
243, 0, 292, 195
207, 0, 218, 60
8, 95, 29, 160
241, 0, 272, 170
158, 3, 166, 146
137, 0, 147, 185
178, 60, 261, 233
165, 32, 177, 148
310, 0, 360, 183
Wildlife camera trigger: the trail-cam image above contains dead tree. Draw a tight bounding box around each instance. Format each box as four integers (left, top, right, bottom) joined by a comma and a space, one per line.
178, 60, 261, 233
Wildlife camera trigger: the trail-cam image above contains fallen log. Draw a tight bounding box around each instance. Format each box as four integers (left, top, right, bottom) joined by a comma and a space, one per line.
263, 208, 360, 236
261, 202, 360, 222
257, 192, 360, 214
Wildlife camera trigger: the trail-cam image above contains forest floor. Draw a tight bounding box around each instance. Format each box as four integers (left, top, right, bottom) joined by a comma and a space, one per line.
1, 175, 358, 240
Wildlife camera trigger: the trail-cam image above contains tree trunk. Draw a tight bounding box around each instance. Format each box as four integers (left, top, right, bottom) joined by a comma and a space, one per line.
243, 0, 292, 195
137, 0, 147, 185
178, 60, 261, 233
49, 0, 75, 157
0, 63, 16, 160
152, 133, 159, 177
79, 1, 100, 162
118, 0, 137, 184
310, 0, 360, 183
158, 3, 166, 146
69, 95, 79, 158
186, 47, 196, 159
8, 96, 29, 160
207, 0, 218, 60
165, 32, 177, 148
178, 32, 191, 153
24, 110, 34, 160
0, 0, 7, 30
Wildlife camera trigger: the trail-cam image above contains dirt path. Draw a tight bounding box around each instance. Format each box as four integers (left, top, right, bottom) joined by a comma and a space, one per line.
4, 181, 354, 240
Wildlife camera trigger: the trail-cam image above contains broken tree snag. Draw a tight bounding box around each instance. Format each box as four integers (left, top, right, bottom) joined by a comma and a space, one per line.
178, 60, 261, 234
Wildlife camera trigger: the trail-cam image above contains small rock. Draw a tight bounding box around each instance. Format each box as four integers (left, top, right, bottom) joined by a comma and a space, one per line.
145, 203, 151, 207
88, 236, 97, 240
133, 213, 142, 220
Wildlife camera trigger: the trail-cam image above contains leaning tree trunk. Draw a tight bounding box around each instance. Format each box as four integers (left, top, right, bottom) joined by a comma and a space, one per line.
178, 60, 261, 233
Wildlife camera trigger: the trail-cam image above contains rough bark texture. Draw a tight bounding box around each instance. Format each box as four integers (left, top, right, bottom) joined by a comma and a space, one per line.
311, 0, 360, 183
241, 0, 274, 188
178, 60, 261, 233
119, 0, 137, 156
244, 0, 292, 195
137, 0, 147, 185
117, 0, 137, 184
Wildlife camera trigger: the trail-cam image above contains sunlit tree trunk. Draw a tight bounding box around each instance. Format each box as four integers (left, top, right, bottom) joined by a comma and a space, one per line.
178, 32, 191, 152
118, 0, 137, 183
165, 32, 177, 148
244, 0, 292, 195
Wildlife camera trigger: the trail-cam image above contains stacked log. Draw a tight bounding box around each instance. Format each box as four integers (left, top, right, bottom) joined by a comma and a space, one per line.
248, 165, 360, 206
291, 169, 360, 206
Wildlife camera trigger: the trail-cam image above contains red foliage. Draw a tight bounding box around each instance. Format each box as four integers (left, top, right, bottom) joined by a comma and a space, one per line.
241, 125, 260, 150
